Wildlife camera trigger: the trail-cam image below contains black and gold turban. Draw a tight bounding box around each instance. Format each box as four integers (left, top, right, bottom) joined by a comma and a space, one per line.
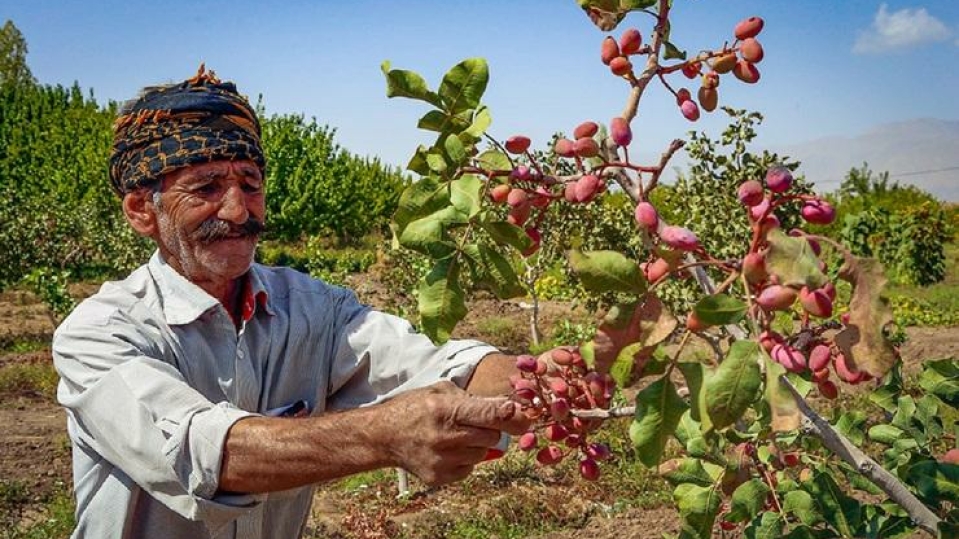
109, 64, 265, 196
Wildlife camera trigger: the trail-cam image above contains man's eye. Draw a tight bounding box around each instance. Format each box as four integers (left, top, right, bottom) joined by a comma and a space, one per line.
193, 183, 218, 194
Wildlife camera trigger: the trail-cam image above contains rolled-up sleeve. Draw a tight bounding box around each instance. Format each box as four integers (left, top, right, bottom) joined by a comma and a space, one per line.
53, 308, 261, 527
324, 288, 499, 409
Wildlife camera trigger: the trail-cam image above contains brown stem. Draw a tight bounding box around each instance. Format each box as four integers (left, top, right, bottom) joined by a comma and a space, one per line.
621, 1, 671, 121
714, 270, 741, 296
646, 139, 685, 193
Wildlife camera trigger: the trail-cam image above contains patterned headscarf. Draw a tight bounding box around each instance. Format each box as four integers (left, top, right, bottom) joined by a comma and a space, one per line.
109, 64, 265, 197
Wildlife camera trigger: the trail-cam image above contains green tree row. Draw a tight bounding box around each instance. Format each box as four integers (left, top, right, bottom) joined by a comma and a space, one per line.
0, 20, 408, 299
827, 164, 954, 286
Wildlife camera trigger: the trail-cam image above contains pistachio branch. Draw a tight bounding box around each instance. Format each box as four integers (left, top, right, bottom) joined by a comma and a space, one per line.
779, 375, 941, 536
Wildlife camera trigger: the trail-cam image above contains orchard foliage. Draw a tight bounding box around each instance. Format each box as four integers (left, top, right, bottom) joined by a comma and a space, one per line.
831, 165, 952, 286
260, 113, 408, 243
386, 2, 957, 537
0, 19, 407, 301
0, 20, 35, 88
0, 79, 149, 292
839, 202, 951, 286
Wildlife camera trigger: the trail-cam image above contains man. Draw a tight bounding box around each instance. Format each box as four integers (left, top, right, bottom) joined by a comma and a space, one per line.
52, 66, 531, 539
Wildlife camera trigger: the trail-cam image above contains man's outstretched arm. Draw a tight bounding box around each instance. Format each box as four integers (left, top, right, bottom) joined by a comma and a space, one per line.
219, 381, 529, 493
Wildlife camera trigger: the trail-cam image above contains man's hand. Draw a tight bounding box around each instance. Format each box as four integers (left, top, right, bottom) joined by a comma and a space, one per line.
375, 381, 530, 486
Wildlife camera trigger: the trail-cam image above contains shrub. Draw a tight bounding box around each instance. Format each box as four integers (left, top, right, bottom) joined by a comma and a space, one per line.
260, 113, 409, 243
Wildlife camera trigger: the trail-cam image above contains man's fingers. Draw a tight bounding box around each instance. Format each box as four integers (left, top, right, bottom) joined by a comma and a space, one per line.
451, 398, 531, 436
439, 425, 501, 450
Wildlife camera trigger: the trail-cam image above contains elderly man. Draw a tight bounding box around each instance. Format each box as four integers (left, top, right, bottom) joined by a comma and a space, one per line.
52, 66, 531, 539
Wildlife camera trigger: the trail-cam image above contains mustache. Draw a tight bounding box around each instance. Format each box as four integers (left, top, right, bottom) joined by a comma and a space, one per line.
192, 217, 266, 244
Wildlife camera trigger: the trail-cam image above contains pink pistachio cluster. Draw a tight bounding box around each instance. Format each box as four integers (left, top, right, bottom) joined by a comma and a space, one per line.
670, 16, 765, 122
628, 164, 854, 398
734, 167, 863, 397
601, 27, 644, 77
495, 117, 624, 255
510, 348, 615, 480
633, 200, 702, 258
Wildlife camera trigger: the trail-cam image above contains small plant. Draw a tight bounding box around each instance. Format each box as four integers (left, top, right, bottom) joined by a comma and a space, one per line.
0, 362, 60, 399
21, 268, 76, 327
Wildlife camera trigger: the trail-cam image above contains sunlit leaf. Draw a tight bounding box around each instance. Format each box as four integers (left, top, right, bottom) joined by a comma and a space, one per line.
746, 512, 785, 539
673, 483, 722, 539
705, 340, 763, 430
463, 106, 492, 141
381, 61, 442, 108
449, 174, 482, 218
868, 424, 905, 445
677, 361, 712, 432
658, 457, 715, 487
765, 228, 827, 289
474, 149, 511, 172
833, 254, 898, 378
630, 375, 689, 467
443, 133, 466, 165
399, 206, 466, 258
693, 294, 747, 325
833, 411, 868, 447
438, 58, 488, 114
675, 410, 709, 459
765, 355, 800, 432
727, 479, 770, 522
915, 394, 943, 440
425, 151, 448, 174
783, 490, 820, 526
417, 257, 467, 343
392, 176, 448, 235
568, 249, 647, 295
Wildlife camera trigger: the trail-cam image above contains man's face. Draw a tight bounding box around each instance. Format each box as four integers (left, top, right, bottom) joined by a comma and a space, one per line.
151, 159, 266, 285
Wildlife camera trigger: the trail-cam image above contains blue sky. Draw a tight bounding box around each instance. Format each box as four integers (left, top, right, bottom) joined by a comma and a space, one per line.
3, 0, 958, 180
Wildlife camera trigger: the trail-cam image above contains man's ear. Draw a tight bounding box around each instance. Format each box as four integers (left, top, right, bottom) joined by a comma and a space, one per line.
122, 189, 159, 238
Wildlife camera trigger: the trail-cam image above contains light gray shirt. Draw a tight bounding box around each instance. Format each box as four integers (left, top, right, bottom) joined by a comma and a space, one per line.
52, 252, 496, 539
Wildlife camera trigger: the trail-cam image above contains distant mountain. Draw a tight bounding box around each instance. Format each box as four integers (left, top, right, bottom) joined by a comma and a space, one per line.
772, 118, 959, 202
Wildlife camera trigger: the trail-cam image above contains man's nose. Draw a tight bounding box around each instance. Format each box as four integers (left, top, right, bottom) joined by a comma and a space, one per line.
218, 184, 249, 224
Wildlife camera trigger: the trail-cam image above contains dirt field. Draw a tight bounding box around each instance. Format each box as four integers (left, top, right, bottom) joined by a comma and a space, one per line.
1, 284, 956, 538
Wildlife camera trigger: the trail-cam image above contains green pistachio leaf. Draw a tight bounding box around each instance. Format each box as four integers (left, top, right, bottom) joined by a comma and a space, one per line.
438, 58, 489, 114
705, 340, 763, 430
568, 249, 647, 295
381, 61, 443, 108
630, 375, 689, 467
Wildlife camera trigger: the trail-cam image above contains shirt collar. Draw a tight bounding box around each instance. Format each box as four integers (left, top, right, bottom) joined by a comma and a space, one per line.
242, 263, 275, 321
147, 251, 274, 326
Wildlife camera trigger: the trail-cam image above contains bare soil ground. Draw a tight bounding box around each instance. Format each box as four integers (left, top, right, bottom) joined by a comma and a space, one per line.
0, 284, 956, 538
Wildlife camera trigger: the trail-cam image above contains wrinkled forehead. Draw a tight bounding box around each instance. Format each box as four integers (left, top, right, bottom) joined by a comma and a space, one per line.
163, 159, 263, 184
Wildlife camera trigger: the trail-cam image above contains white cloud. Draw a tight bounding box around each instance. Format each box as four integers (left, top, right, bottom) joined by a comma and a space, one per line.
853, 4, 952, 54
